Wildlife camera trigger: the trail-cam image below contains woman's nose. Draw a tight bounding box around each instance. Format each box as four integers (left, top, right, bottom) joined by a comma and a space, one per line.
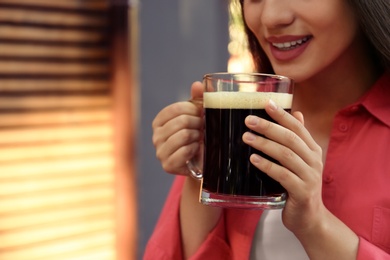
260, 0, 294, 29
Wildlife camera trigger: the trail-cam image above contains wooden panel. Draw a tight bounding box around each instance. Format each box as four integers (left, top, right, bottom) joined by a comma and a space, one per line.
110, 1, 138, 259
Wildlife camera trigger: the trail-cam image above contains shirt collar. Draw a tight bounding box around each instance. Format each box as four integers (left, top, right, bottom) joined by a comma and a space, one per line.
359, 71, 390, 127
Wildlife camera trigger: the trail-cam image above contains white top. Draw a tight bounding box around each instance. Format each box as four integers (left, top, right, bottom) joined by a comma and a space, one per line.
250, 209, 309, 260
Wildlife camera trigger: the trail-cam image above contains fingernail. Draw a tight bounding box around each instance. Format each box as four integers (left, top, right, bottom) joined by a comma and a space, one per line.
247, 116, 258, 125
244, 132, 256, 141
251, 154, 261, 163
269, 99, 277, 110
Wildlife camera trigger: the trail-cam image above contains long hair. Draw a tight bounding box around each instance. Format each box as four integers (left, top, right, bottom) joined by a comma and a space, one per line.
238, 0, 273, 73
238, 0, 390, 71
350, 0, 390, 68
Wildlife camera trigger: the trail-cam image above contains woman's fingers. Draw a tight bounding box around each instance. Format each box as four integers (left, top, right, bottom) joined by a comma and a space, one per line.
158, 136, 201, 175
190, 81, 204, 100
243, 118, 319, 182
152, 100, 203, 175
152, 102, 201, 134
243, 130, 313, 200
153, 113, 202, 146
244, 101, 322, 167
242, 100, 323, 192
265, 100, 321, 156
248, 153, 303, 194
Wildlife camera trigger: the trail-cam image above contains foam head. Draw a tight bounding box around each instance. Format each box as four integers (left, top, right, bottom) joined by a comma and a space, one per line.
204, 92, 293, 109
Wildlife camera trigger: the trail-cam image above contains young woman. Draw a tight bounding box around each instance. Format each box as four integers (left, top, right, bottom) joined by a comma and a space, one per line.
145, 0, 390, 259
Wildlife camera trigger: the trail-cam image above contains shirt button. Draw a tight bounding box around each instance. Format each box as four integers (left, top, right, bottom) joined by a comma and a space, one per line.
339, 123, 348, 132
350, 105, 359, 112
324, 175, 334, 184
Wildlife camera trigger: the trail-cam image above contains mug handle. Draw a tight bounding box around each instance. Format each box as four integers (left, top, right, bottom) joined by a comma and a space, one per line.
186, 142, 204, 180
186, 158, 203, 180
186, 98, 204, 180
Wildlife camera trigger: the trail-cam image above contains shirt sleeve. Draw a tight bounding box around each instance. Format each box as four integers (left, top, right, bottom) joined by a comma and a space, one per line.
189, 210, 232, 259
143, 176, 232, 260
357, 237, 390, 260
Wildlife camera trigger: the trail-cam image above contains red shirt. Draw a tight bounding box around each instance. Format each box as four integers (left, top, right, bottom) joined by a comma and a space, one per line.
144, 72, 390, 259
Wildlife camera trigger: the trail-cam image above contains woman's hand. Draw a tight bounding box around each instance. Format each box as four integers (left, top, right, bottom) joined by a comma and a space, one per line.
243, 99, 324, 232
152, 81, 204, 176
153, 81, 223, 258
242, 100, 358, 259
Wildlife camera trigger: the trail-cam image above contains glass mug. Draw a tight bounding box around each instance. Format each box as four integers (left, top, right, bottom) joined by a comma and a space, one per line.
187, 72, 294, 209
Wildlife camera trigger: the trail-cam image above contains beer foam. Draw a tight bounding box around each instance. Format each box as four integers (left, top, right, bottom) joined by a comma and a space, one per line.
204, 91, 292, 109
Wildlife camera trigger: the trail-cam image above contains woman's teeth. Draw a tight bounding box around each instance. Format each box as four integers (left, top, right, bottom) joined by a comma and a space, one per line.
272, 37, 309, 50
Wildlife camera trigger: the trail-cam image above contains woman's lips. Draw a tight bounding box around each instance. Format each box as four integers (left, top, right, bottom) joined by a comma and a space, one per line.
267, 35, 312, 61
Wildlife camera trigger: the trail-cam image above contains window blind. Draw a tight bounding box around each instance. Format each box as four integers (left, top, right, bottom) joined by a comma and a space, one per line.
0, 1, 126, 259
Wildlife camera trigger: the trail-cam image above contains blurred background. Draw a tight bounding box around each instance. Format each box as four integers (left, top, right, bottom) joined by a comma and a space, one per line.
0, 0, 252, 259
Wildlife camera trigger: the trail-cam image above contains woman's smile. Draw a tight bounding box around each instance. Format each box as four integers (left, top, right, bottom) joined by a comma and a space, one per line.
267, 35, 312, 61
243, 0, 362, 81
271, 36, 311, 50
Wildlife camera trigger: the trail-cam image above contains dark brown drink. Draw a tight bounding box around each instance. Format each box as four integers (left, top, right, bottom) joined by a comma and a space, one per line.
202, 92, 293, 198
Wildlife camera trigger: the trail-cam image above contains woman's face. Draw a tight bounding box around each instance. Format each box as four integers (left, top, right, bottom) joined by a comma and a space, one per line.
243, 0, 361, 82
